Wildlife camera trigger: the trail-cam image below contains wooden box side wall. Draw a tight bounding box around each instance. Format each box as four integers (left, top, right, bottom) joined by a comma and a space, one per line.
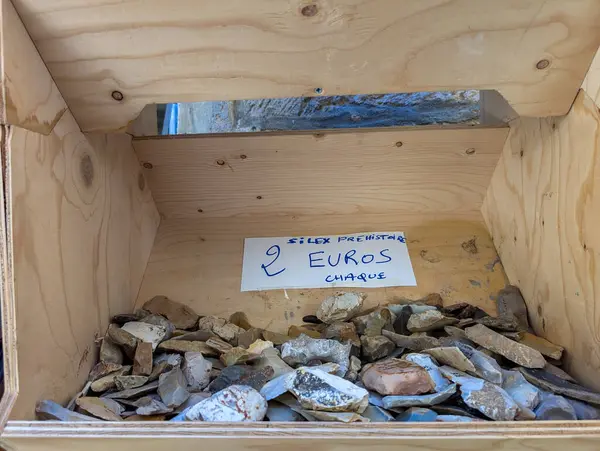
482, 86, 600, 391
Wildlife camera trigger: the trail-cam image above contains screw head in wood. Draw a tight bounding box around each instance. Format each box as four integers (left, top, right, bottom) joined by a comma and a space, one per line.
314, 87, 323, 95
536, 59, 550, 70
111, 90, 124, 101
465, 148, 476, 155
142, 162, 153, 169
216, 159, 225, 166
395, 141, 403, 148
301, 4, 318, 17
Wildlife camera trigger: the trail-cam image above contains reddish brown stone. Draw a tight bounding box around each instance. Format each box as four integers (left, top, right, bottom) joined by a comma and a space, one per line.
133, 342, 153, 376
361, 358, 435, 396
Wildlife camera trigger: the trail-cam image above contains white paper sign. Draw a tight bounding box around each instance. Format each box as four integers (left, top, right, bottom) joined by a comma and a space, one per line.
241, 231, 416, 291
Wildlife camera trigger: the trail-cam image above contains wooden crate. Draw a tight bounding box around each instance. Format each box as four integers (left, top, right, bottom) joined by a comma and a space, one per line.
1, 0, 600, 449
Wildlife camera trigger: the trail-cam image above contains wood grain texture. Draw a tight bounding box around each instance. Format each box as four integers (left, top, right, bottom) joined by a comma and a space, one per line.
0, 0, 67, 134
3, 421, 600, 451
482, 89, 600, 391
581, 48, 600, 106
134, 127, 508, 219
135, 213, 507, 332
11, 0, 600, 131
8, 110, 160, 420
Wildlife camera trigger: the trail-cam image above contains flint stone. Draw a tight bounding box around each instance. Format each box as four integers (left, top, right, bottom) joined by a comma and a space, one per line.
143, 295, 199, 330
36, 400, 101, 422
467, 348, 503, 385
262, 330, 291, 345
213, 322, 245, 344
395, 407, 438, 422
391, 306, 412, 335
139, 314, 175, 340
115, 375, 149, 391
322, 322, 361, 347
220, 347, 250, 366
238, 328, 264, 348
345, 355, 362, 382
182, 352, 212, 391
359, 405, 395, 422
260, 372, 296, 401
441, 303, 481, 319
496, 285, 530, 331
501, 331, 525, 340
229, 311, 252, 330
403, 353, 450, 392
171, 330, 214, 342
308, 411, 369, 422
210, 365, 274, 393
158, 368, 190, 408
432, 404, 479, 418
316, 292, 365, 323
185, 385, 267, 421
436, 415, 481, 422
205, 336, 233, 353
439, 365, 480, 385
517, 332, 564, 360
112, 313, 142, 325
126, 414, 167, 421
516, 406, 537, 420
289, 325, 321, 339
121, 321, 167, 351
477, 315, 522, 332
76, 397, 123, 421
89, 362, 123, 382
382, 383, 457, 409
289, 367, 369, 413
91, 366, 131, 392
407, 310, 458, 333
104, 380, 159, 399
248, 339, 274, 357
352, 308, 393, 336
149, 353, 182, 381
281, 334, 351, 376
303, 315, 323, 324
361, 358, 435, 396
444, 326, 467, 340
535, 392, 577, 420
502, 370, 540, 411
459, 378, 518, 421
158, 339, 218, 356
361, 335, 395, 362
198, 316, 227, 332
518, 367, 600, 405
135, 397, 173, 416
100, 338, 124, 364
174, 392, 212, 413
99, 398, 125, 416
382, 329, 440, 351
424, 347, 476, 373
567, 398, 600, 420
465, 324, 546, 368
254, 347, 293, 379
133, 342, 153, 376
266, 401, 305, 421
107, 324, 138, 358
457, 318, 477, 328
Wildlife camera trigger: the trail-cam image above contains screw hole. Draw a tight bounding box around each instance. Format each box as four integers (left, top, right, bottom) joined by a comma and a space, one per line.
142, 162, 153, 169
301, 4, 318, 17
520, 150, 524, 158
314, 87, 323, 95
465, 148, 476, 155
197, 208, 203, 213
216, 159, 225, 166
584, 244, 587, 251
240, 154, 247, 159
536, 59, 550, 70
256, 195, 263, 200
111, 90, 124, 101
395, 141, 403, 148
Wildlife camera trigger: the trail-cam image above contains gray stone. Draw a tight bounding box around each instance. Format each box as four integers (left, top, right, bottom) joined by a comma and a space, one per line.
444, 326, 467, 339
198, 315, 227, 332
395, 407, 438, 422
477, 315, 522, 332
266, 401, 305, 421
459, 378, 518, 421
387, 303, 437, 316
247, 339, 274, 357
133, 341, 153, 376
289, 367, 369, 412
149, 353, 182, 381
496, 285, 530, 331
36, 400, 101, 422
316, 292, 365, 323
403, 353, 451, 392
173, 392, 212, 413
544, 362, 577, 382
361, 405, 395, 422
382, 384, 457, 409
535, 392, 577, 420
229, 311, 253, 330
135, 397, 173, 416
158, 339, 218, 356
171, 330, 215, 342
407, 310, 458, 333
518, 367, 600, 405
391, 305, 412, 335
361, 335, 395, 362
345, 355, 362, 382
182, 352, 212, 391
254, 347, 293, 379
205, 336, 233, 353
139, 314, 175, 340
158, 368, 190, 408
89, 362, 123, 382
121, 321, 167, 351
465, 324, 546, 368
308, 411, 369, 422
502, 370, 540, 411
104, 380, 160, 399
220, 346, 250, 366
100, 338, 124, 364
381, 329, 440, 351
107, 324, 138, 358
90, 366, 132, 392
322, 322, 361, 347
361, 358, 435, 396
352, 308, 394, 336
436, 415, 482, 422
423, 347, 477, 373
209, 365, 274, 393
439, 365, 480, 385
99, 398, 125, 416
142, 295, 199, 330
468, 348, 503, 385
185, 385, 267, 421
76, 397, 123, 421
281, 334, 351, 376
115, 375, 149, 391
567, 398, 600, 420
432, 404, 479, 418
237, 328, 264, 349
262, 330, 292, 345
213, 322, 245, 344
517, 332, 564, 360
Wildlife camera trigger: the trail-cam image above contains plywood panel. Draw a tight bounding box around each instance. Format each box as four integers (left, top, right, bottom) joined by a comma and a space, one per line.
0, 0, 67, 134
8, 111, 160, 420
135, 213, 506, 332
134, 127, 508, 219
581, 48, 600, 106
11, 0, 600, 131
482, 89, 600, 391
